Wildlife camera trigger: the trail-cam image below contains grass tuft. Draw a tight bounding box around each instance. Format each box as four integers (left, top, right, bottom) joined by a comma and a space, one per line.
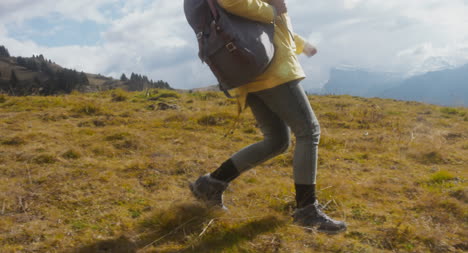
71, 101, 102, 115
111, 89, 128, 102
428, 171, 456, 185
440, 107, 465, 116
197, 112, 236, 126
410, 150, 447, 165
62, 149, 81, 159
449, 188, 467, 203
421, 151, 447, 164
189, 91, 222, 101
105, 132, 131, 141
33, 154, 57, 164
1, 136, 26, 146
147, 90, 181, 101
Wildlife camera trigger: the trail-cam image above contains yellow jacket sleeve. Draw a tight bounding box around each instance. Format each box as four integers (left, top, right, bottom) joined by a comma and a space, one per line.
217, 0, 275, 24
294, 33, 306, 55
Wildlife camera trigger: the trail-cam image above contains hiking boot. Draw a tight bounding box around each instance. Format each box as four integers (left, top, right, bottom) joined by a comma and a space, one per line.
189, 174, 228, 209
293, 201, 347, 234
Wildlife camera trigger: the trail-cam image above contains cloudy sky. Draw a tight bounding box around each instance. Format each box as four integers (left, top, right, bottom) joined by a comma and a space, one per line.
1, 0, 468, 90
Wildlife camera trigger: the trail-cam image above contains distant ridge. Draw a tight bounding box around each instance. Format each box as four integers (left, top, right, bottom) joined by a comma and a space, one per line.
381, 64, 468, 107
320, 64, 468, 107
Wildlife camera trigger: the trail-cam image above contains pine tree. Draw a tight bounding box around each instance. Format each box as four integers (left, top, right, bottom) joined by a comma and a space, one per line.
80, 72, 89, 85
34, 76, 41, 85
0, 45, 10, 57
8, 70, 18, 95
10, 70, 18, 86
120, 73, 128, 81
17, 57, 26, 66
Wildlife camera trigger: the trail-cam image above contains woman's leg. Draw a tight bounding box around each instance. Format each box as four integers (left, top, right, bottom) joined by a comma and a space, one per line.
250, 80, 321, 187
210, 91, 291, 182
195, 89, 292, 208
246, 80, 345, 233
195, 80, 346, 232
212, 79, 320, 191
212, 79, 319, 188
230, 92, 291, 173
241, 80, 320, 209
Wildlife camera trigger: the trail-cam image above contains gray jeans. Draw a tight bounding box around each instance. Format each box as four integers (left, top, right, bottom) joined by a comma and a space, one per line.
231, 80, 321, 185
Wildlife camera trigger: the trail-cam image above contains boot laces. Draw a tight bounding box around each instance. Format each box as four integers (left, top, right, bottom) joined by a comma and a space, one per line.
314, 203, 333, 222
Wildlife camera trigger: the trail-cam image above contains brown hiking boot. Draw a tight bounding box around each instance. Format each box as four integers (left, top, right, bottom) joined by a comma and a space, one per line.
189, 174, 228, 210
293, 201, 347, 234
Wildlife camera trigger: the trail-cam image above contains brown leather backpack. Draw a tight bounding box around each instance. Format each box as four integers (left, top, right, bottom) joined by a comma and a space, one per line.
184, 0, 275, 96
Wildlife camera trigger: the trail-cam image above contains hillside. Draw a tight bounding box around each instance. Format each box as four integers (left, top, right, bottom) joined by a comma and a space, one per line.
0, 45, 172, 96
0, 90, 467, 252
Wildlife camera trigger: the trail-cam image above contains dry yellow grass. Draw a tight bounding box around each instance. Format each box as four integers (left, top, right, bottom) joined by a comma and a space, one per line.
0, 89, 466, 252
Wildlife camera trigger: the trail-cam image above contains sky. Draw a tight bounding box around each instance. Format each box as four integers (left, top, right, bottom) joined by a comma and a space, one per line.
1, 0, 468, 90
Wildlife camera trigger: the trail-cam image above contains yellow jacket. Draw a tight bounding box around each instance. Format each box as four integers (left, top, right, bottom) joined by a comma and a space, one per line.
217, 0, 307, 110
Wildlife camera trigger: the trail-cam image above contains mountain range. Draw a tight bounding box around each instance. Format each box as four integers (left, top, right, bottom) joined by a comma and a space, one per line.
320, 64, 468, 107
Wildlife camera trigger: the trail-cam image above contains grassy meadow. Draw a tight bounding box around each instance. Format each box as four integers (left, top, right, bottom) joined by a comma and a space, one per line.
0, 89, 466, 252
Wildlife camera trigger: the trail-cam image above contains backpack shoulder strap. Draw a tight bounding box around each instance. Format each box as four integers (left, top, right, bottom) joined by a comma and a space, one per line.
207, 0, 219, 20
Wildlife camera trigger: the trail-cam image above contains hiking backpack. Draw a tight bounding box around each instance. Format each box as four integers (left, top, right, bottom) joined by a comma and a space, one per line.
184, 0, 275, 96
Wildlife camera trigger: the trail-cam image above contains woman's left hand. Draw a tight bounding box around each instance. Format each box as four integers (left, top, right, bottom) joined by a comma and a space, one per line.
303, 42, 317, 57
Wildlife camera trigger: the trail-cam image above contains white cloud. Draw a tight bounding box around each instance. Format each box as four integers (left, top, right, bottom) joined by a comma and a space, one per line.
343, 0, 365, 9
0, 0, 118, 24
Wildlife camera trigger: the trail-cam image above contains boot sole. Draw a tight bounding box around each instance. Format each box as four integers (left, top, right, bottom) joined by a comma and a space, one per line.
317, 226, 347, 235
293, 217, 347, 235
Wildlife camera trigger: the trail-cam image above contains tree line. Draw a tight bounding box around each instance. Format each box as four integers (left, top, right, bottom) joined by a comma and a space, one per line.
0, 45, 10, 57
0, 48, 89, 95
0, 45, 173, 95
120, 72, 171, 91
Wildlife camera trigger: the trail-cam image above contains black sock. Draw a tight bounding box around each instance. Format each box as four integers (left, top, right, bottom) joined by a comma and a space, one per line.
295, 184, 316, 208
210, 159, 240, 183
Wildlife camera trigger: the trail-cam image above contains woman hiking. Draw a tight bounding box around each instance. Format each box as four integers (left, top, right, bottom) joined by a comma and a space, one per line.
189, 0, 347, 234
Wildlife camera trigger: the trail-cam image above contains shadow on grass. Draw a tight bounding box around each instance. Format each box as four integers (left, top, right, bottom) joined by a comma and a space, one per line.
74, 202, 285, 253
175, 215, 285, 253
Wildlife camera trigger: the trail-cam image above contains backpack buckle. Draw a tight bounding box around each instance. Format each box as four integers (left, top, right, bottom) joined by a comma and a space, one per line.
196, 32, 203, 40
226, 42, 237, 52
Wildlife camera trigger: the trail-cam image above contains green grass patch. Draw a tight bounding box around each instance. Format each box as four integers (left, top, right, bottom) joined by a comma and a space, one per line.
71, 220, 89, 231
129, 208, 142, 219
188, 91, 222, 101
145, 90, 181, 101
428, 171, 456, 185
440, 107, 466, 116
